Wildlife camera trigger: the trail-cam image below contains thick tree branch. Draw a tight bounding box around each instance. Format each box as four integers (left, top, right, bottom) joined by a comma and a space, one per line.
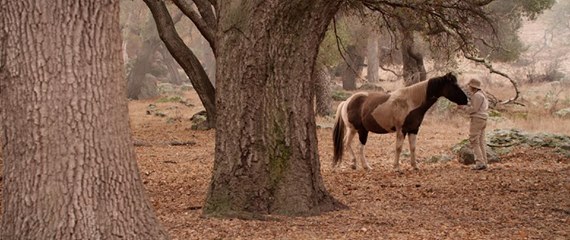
143, 0, 217, 128
172, 0, 216, 53
193, 0, 217, 30
464, 54, 521, 105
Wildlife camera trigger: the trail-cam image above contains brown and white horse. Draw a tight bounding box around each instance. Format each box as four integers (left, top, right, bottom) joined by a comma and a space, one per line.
332, 72, 468, 171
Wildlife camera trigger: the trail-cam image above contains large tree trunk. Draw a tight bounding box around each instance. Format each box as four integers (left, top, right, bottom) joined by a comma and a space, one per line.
341, 45, 365, 90
366, 32, 380, 83
314, 64, 333, 116
401, 29, 426, 86
127, 38, 161, 99
0, 1, 169, 239
144, 0, 216, 129
204, 1, 346, 217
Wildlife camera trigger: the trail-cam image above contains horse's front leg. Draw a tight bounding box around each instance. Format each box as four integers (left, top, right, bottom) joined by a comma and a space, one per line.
394, 129, 405, 171
408, 134, 418, 170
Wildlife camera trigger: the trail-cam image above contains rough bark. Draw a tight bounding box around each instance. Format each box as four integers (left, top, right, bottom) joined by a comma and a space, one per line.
144, 0, 216, 129
401, 29, 426, 86
205, 0, 346, 217
341, 45, 365, 90
0, 1, 169, 239
366, 32, 380, 83
314, 64, 333, 116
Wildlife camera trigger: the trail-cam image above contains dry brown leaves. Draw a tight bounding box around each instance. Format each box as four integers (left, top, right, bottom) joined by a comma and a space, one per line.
132, 92, 569, 240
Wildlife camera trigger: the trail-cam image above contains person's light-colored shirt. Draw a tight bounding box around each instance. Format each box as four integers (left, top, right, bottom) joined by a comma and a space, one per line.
465, 90, 488, 120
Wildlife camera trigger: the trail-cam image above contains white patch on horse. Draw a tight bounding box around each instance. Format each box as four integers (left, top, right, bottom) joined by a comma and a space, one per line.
371, 81, 429, 132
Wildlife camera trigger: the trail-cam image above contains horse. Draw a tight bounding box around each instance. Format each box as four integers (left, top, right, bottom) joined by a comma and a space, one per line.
332, 72, 468, 171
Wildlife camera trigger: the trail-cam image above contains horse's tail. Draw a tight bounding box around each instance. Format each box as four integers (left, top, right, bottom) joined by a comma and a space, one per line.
332, 101, 346, 167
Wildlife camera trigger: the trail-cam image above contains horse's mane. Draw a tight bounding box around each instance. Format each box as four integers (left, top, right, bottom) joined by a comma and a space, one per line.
426, 73, 457, 99
389, 72, 457, 104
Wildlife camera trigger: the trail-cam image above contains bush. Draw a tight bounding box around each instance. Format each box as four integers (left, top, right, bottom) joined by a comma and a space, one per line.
331, 90, 352, 101
156, 96, 183, 103
526, 62, 566, 83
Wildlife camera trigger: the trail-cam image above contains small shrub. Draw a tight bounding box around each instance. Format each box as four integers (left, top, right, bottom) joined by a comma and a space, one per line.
331, 90, 351, 101
526, 62, 566, 83
156, 96, 183, 103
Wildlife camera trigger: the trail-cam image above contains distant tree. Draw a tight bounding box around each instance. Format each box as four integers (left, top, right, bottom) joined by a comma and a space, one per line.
397, 15, 427, 86
0, 1, 169, 239
530, 0, 570, 58
125, 10, 187, 99
366, 31, 380, 83
477, 0, 556, 62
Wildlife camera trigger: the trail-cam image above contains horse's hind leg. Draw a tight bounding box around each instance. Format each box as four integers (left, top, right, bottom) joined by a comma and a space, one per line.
358, 130, 372, 170
408, 134, 418, 170
393, 129, 405, 172
345, 129, 358, 169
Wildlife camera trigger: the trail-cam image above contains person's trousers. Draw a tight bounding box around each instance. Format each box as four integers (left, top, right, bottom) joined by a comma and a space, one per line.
469, 117, 488, 165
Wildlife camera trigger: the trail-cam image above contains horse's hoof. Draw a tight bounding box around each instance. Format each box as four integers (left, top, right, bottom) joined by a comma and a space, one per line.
351, 164, 357, 170
412, 166, 419, 171
364, 166, 373, 171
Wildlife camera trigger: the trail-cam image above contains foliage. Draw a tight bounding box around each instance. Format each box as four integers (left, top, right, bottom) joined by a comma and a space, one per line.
350, 0, 555, 65
317, 16, 356, 69
477, 0, 556, 62
331, 90, 352, 101
156, 95, 183, 103
525, 61, 566, 83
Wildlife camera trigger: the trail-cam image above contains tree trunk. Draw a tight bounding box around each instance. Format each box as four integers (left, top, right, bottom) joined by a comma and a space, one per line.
366, 32, 380, 83
127, 38, 161, 99
204, 0, 346, 217
401, 29, 426, 86
144, 0, 216, 129
314, 64, 333, 116
0, 1, 169, 239
341, 45, 365, 90
160, 46, 185, 85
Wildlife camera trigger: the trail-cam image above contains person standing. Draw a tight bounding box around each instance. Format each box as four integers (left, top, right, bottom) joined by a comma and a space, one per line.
460, 78, 489, 170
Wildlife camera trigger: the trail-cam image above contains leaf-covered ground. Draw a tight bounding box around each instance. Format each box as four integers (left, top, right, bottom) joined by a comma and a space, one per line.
130, 90, 569, 240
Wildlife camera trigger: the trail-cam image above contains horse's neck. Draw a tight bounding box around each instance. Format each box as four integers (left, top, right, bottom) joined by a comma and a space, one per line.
398, 81, 429, 107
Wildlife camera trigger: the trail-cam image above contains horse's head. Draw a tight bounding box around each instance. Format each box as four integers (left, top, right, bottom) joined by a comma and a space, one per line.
428, 72, 468, 105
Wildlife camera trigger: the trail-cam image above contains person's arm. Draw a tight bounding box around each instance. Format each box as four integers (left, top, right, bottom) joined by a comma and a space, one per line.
463, 92, 482, 114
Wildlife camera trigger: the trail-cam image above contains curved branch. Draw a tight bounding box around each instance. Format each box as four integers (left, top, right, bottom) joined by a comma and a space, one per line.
193, 0, 217, 30
378, 64, 401, 79
172, 0, 216, 54
464, 54, 521, 105
143, 0, 217, 128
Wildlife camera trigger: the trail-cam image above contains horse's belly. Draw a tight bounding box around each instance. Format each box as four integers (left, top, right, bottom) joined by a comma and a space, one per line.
368, 104, 406, 133
363, 113, 394, 134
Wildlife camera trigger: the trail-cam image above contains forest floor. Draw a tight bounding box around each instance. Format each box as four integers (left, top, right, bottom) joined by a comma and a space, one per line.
131, 86, 569, 240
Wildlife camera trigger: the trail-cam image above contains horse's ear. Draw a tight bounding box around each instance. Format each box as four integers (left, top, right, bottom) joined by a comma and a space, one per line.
447, 72, 458, 82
